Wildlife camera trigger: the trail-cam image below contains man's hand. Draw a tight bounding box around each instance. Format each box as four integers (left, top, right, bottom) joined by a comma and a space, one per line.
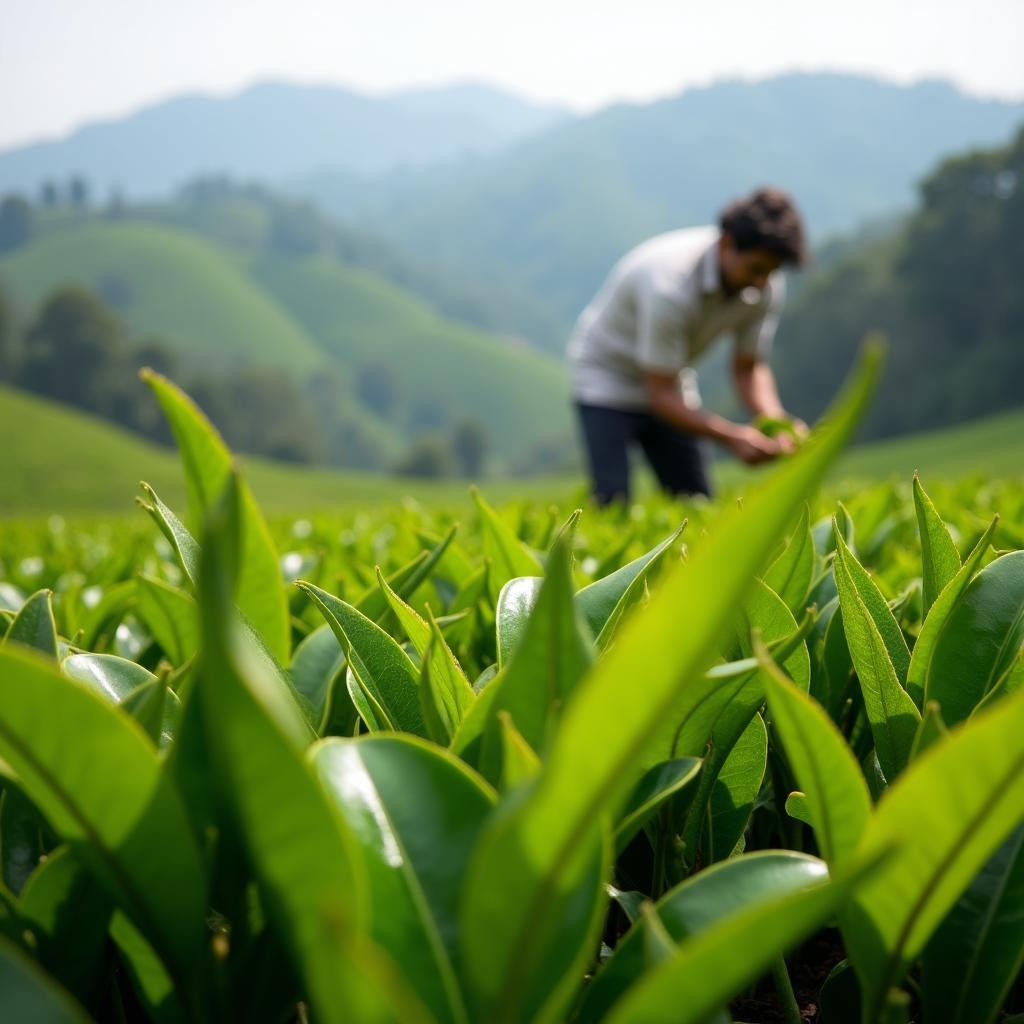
727, 425, 784, 465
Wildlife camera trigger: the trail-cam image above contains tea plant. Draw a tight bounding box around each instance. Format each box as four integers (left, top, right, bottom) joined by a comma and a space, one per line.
1, 345, 1022, 1022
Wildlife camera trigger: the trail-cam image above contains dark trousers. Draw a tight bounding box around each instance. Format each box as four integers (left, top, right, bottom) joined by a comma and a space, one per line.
575, 403, 711, 505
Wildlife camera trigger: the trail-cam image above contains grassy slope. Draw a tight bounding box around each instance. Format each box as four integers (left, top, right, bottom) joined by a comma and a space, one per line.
0, 221, 324, 371
3, 386, 1023, 520
0, 220, 571, 460
250, 254, 571, 455
835, 409, 1024, 481
0, 386, 578, 519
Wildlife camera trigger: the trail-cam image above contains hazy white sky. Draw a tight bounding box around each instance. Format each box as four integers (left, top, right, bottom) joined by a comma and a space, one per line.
2, 0, 1022, 150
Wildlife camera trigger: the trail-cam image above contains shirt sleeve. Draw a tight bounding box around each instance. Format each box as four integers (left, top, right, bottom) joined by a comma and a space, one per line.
634, 271, 687, 374
735, 273, 785, 361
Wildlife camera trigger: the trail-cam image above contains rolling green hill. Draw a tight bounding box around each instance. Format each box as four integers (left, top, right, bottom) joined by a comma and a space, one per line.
2, 386, 1020, 520
0, 220, 325, 371
0, 385, 575, 518
835, 408, 1024, 482
251, 254, 570, 452
301, 74, 1024, 348
0, 216, 572, 462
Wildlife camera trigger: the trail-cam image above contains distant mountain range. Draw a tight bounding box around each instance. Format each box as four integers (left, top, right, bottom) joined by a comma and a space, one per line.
2, 73, 1021, 353
288, 74, 1024, 345
0, 81, 570, 198
2, 72, 1022, 468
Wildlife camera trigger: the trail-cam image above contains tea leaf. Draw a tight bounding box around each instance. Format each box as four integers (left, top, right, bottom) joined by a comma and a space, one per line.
0, 646, 207, 1008
785, 791, 813, 827
495, 576, 543, 667
579, 851, 874, 1024
299, 582, 424, 735
314, 736, 496, 1024
471, 487, 543, 604
497, 712, 541, 790
3, 590, 58, 659
913, 475, 961, 616
906, 515, 998, 708
922, 823, 1024, 1024
460, 344, 881, 1023
62, 654, 181, 748
677, 667, 766, 871
143, 370, 290, 663
834, 528, 910, 684
760, 642, 871, 865
135, 575, 198, 667
122, 676, 178, 749
376, 568, 474, 739
1, 781, 53, 895
576, 524, 685, 644
356, 524, 458, 625
924, 551, 1024, 726
763, 504, 815, 616
0, 934, 90, 1023
615, 758, 702, 854
137, 483, 201, 585
705, 713, 767, 862
846, 686, 1024, 1020
476, 537, 594, 785
909, 701, 948, 761
18, 847, 111, 1005
108, 911, 183, 1022
289, 623, 347, 731
62, 652, 154, 702
197, 475, 428, 1023
833, 531, 919, 780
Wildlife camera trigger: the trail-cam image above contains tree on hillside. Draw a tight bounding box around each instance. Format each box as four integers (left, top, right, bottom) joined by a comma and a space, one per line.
268, 201, 328, 256
20, 287, 124, 409
321, 413, 387, 470
69, 176, 90, 209
393, 434, 455, 478
188, 368, 324, 464
306, 367, 387, 469
355, 360, 400, 418
39, 181, 59, 208
97, 273, 135, 309
451, 417, 487, 477
901, 126, 1024, 350
106, 336, 177, 443
105, 187, 127, 220
407, 394, 448, 431
0, 285, 15, 379
0, 195, 33, 253
774, 126, 1024, 439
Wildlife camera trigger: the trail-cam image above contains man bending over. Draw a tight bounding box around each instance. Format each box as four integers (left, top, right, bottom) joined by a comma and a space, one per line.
568, 187, 807, 504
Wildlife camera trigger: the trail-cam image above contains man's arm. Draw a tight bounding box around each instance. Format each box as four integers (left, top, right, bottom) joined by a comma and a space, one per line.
731, 353, 808, 436
644, 371, 782, 465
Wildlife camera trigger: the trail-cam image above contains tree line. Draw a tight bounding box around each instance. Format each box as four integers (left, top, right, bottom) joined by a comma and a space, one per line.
774, 124, 1024, 439
0, 283, 489, 478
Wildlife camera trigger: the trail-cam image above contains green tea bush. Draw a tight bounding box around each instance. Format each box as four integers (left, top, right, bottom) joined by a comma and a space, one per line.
0, 346, 1022, 1022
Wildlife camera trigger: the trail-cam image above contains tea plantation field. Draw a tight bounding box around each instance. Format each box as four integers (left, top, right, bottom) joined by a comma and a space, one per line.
1, 354, 1023, 1022
2, 383, 1022, 519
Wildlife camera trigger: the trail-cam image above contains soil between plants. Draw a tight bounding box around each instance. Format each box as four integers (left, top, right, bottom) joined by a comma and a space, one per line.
729, 929, 845, 1023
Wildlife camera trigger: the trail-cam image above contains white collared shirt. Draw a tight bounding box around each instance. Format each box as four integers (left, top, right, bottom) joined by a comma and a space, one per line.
568, 226, 784, 409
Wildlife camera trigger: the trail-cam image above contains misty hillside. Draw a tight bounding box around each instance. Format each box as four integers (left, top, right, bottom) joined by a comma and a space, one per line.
0, 203, 572, 469
291, 74, 1024, 345
0, 81, 571, 198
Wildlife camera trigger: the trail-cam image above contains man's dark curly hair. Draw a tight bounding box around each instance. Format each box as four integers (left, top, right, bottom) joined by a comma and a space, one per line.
719, 187, 807, 266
